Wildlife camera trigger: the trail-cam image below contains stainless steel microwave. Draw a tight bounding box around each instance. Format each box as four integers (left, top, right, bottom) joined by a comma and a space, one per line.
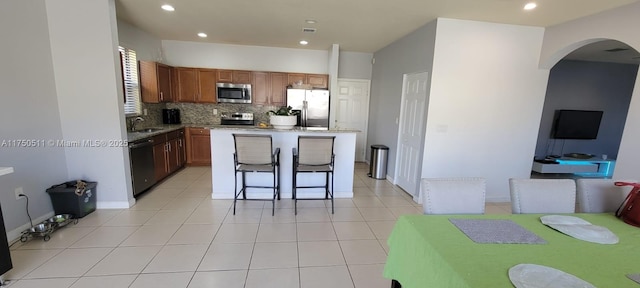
216, 83, 251, 104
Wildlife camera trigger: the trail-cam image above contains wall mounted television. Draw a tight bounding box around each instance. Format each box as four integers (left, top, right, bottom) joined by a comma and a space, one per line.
552, 110, 603, 139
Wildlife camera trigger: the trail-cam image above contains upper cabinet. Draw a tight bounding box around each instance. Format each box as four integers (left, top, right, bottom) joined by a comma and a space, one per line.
306, 74, 328, 89
251, 72, 286, 106
153, 63, 327, 104
217, 70, 251, 84
198, 69, 217, 103
287, 73, 329, 89
175, 68, 198, 102
287, 73, 306, 87
252, 72, 270, 105
139, 61, 173, 103
175, 68, 217, 103
270, 72, 286, 105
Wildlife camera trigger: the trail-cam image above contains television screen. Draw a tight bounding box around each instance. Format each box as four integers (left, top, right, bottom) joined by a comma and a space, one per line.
552, 110, 603, 139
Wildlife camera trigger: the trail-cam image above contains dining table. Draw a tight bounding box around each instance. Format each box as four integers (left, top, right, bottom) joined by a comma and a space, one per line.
383, 213, 640, 288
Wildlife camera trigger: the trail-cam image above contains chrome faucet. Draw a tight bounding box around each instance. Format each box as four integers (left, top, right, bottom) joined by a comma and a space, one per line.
130, 116, 144, 132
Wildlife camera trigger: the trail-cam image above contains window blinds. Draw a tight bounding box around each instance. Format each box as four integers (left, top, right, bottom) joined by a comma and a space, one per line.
119, 46, 141, 115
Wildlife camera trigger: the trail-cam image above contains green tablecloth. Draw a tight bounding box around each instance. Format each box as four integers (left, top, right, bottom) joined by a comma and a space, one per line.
383, 213, 640, 288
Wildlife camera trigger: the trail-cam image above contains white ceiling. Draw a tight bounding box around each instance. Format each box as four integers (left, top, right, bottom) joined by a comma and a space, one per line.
115, 0, 639, 60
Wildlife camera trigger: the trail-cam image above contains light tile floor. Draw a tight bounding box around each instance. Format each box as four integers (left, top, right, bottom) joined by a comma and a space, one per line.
5, 162, 512, 288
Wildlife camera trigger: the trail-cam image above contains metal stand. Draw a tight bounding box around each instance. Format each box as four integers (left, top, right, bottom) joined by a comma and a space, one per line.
20, 217, 77, 242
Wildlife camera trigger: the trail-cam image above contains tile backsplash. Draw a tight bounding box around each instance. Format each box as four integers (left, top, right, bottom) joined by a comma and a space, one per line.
127, 102, 281, 128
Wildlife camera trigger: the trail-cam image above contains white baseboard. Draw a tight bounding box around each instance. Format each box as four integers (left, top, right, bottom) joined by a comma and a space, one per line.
96, 198, 135, 209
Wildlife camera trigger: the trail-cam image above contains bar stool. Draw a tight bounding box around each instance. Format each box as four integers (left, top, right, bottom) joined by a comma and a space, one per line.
232, 134, 280, 216
292, 136, 335, 215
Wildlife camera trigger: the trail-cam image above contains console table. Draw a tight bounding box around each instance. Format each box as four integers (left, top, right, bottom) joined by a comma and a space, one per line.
0, 167, 14, 281
531, 158, 615, 178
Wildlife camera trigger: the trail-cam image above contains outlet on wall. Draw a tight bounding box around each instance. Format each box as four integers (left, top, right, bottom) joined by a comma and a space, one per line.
15, 187, 23, 200
213, 108, 218, 115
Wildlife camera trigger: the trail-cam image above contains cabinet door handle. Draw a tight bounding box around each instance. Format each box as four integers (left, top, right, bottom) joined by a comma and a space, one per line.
160, 92, 164, 101
168, 142, 172, 152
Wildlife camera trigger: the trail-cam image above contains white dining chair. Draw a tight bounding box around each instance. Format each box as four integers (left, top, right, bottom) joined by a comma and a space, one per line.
509, 178, 576, 214
576, 179, 638, 213
420, 178, 486, 214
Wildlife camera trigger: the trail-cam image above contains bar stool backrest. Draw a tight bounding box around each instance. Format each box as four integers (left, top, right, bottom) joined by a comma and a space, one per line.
298, 136, 335, 165
233, 134, 273, 165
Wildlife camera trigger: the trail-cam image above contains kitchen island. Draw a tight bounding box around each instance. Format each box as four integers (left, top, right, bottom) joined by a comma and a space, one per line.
210, 126, 358, 199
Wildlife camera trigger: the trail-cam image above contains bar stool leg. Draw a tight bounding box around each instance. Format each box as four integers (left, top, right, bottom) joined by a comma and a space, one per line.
272, 169, 276, 216
241, 171, 247, 199
233, 170, 238, 215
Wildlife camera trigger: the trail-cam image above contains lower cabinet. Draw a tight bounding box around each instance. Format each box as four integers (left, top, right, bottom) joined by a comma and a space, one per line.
186, 127, 211, 166
153, 128, 186, 181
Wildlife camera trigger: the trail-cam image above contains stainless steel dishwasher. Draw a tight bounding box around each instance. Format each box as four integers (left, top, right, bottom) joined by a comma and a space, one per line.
129, 138, 156, 196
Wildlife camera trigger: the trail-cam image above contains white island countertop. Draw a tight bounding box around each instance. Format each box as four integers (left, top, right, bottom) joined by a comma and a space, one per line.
210, 127, 357, 199
209, 125, 359, 133
0, 167, 14, 177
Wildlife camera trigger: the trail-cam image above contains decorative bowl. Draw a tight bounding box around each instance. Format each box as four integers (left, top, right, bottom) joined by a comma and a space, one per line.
269, 115, 297, 130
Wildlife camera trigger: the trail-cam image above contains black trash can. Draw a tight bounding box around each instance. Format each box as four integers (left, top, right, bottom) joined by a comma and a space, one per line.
46, 180, 97, 218
368, 145, 389, 179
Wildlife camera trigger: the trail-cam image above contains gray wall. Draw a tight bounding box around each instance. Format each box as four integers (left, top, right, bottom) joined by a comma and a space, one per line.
117, 19, 163, 62
535, 60, 638, 159
368, 21, 437, 178
338, 51, 373, 80
0, 0, 68, 235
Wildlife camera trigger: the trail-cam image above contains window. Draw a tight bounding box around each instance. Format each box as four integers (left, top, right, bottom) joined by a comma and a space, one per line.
119, 46, 141, 115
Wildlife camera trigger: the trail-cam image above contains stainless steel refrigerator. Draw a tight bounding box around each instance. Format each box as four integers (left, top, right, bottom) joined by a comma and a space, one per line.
286, 88, 330, 129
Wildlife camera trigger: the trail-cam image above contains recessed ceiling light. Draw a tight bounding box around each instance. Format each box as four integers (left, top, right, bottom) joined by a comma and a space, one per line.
305, 19, 317, 24
524, 2, 537, 10
197, 32, 207, 38
161, 4, 175, 11
299, 40, 308, 45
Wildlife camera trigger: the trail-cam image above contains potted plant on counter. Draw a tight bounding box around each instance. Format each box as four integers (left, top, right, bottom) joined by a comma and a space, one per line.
267, 106, 299, 129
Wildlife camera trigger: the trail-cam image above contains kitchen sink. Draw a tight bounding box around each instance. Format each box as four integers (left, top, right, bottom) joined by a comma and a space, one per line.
132, 128, 164, 133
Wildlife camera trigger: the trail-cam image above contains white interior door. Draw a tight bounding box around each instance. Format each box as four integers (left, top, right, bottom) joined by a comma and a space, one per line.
395, 72, 428, 197
333, 79, 370, 162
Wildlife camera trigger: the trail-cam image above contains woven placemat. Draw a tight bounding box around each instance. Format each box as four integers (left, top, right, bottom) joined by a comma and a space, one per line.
450, 219, 547, 244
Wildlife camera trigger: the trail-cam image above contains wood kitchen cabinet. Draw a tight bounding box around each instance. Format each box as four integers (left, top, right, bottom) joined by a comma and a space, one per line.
186, 127, 211, 166
153, 134, 169, 181
270, 72, 287, 105
287, 73, 329, 89
175, 68, 199, 102
253, 72, 286, 106
153, 129, 186, 181
217, 69, 251, 84
176, 130, 186, 168
175, 68, 216, 103
252, 72, 270, 105
198, 69, 217, 103
139, 61, 173, 103
306, 74, 328, 89
287, 73, 306, 87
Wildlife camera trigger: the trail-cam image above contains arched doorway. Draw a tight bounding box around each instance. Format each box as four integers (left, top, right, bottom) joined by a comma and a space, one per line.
533, 39, 640, 179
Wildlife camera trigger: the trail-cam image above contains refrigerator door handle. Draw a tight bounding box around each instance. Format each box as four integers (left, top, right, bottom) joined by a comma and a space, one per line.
301, 100, 308, 127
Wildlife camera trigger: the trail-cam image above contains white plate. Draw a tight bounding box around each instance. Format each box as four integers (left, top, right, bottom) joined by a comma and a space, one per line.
540, 215, 591, 226
540, 215, 619, 245
509, 264, 596, 288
